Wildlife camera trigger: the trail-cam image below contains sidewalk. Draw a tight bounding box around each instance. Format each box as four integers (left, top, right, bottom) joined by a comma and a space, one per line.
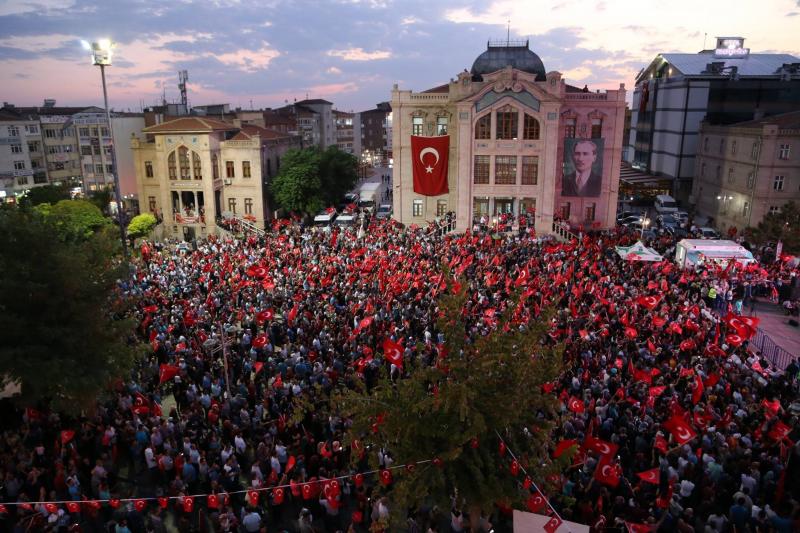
746, 299, 800, 364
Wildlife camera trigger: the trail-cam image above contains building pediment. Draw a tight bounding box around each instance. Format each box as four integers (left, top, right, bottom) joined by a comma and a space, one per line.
473, 88, 541, 113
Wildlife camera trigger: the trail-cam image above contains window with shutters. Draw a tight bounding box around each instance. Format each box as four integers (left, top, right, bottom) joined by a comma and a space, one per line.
521, 156, 538, 185
412, 117, 423, 136
590, 118, 603, 139
192, 152, 202, 180
436, 117, 448, 135
564, 118, 576, 139
494, 155, 517, 184
168, 152, 177, 180
226, 161, 235, 178
473, 155, 489, 184
523, 114, 540, 140
475, 114, 491, 139
212, 154, 219, 180
495, 105, 518, 140
242, 161, 251, 178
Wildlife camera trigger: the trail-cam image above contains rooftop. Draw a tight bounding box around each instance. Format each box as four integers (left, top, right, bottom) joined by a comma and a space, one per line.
142, 117, 236, 133
471, 40, 547, 81
640, 52, 800, 82
229, 124, 294, 141
295, 98, 333, 106
728, 110, 800, 130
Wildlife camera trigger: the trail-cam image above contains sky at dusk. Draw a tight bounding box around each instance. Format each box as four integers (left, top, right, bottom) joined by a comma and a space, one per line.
1, 0, 799, 113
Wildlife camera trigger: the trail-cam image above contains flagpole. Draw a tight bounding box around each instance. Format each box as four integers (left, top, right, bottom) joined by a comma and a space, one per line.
218, 322, 232, 399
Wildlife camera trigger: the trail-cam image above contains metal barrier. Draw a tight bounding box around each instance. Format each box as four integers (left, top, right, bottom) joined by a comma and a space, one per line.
427, 217, 457, 239
748, 328, 795, 370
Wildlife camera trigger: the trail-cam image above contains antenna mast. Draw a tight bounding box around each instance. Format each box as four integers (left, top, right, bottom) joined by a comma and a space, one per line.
178, 70, 189, 113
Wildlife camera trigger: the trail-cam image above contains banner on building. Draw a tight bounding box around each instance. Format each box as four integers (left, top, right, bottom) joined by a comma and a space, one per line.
561, 137, 604, 198
411, 135, 449, 196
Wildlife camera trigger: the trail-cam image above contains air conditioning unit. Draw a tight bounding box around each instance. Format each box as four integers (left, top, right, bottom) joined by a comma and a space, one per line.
223, 179, 232, 186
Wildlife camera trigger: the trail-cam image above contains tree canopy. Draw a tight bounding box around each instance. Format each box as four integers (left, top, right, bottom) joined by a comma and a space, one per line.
35, 199, 110, 242
271, 146, 359, 215
127, 212, 158, 240
295, 274, 565, 527
0, 206, 140, 412
18, 183, 72, 207
748, 201, 800, 255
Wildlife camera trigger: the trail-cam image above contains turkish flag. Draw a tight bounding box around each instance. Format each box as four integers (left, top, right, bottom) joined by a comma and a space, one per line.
526, 491, 547, 513
383, 338, 404, 369
594, 457, 620, 487
663, 415, 697, 445
543, 516, 563, 533
637, 295, 661, 310
567, 397, 585, 414
584, 435, 618, 457
692, 374, 704, 405
159, 364, 180, 384
411, 135, 449, 196
637, 468, 660, 484
61, 430, 75, 445
553, 439, 578, 458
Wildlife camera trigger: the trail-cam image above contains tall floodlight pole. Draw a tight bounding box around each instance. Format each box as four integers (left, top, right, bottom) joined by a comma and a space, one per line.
88, 39, 128, 260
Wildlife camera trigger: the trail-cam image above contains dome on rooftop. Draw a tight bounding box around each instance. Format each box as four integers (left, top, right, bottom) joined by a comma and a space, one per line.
471, 40, 546, 81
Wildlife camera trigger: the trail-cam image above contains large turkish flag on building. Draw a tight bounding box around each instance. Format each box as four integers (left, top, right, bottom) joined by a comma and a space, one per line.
411, 135, 449, 196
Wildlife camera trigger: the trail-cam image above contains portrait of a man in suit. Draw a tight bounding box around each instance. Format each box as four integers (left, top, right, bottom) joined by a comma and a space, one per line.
562, 138, 603, 197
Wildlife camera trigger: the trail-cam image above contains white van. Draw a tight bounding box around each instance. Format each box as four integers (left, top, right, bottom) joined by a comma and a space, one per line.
313, 211, 337, 230
654, 194, 678, 215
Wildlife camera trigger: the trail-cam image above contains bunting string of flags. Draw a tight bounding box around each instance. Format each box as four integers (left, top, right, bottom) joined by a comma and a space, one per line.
0, 460, 432, 516
494, 431, 564, 533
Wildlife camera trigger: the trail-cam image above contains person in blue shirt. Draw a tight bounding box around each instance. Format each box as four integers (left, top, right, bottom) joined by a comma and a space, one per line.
728, 497, 749, 531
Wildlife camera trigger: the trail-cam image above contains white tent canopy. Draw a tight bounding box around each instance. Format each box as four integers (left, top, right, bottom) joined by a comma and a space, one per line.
616, 241, 664, 262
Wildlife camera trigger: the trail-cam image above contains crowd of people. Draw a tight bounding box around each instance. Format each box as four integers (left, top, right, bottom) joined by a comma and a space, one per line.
1, 211, 799, 533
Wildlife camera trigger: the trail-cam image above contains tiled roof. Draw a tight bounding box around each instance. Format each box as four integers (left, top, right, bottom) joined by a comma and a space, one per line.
728, 110, 800, 130
142, 117, 236, 133
230, 125, 294, 141
421, 83, 449, 93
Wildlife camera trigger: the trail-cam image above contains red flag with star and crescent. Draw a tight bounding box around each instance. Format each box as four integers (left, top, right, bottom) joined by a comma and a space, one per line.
411, 135, 449, 196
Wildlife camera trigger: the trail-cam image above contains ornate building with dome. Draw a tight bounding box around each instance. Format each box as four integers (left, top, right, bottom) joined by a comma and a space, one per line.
390, 40, 627, 234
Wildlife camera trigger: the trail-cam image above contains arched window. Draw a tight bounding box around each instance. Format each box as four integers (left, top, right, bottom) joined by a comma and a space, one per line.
495, 105, 518, 140
474, 114, 491, 139
212, 154, 219, 179
192, 151, 202, 180
178, 146, 190, 180
168, 151, 177, 180
523, 114, 540, 140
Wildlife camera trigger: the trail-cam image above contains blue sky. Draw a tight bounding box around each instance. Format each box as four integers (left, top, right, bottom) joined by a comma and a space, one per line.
1, 0, 798, 113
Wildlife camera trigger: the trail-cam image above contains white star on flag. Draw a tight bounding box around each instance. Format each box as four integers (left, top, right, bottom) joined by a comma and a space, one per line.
425, 166, 434, 173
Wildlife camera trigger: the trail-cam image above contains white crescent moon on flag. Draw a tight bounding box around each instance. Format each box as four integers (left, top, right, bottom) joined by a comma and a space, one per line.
597, 443, 610, 455
601, 465, 611, 477
677, 427, 691, 440
419, 147, 440, 166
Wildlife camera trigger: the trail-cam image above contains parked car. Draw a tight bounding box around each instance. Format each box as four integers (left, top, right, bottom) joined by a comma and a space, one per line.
698, 227, 720, 239
616, 210, 638, 223
665, 225, 689, 239
344, 192, 360, 204
618, 215, 643, 226
375, 204, 392, 220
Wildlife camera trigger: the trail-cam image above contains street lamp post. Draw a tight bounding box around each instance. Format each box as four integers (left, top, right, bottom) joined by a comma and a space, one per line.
88, 39, 128, 260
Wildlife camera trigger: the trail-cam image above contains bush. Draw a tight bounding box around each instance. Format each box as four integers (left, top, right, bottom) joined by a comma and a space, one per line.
127, 213, 158, 239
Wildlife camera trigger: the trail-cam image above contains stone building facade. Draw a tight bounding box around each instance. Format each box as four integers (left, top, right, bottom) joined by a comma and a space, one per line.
391, 42, 626, 234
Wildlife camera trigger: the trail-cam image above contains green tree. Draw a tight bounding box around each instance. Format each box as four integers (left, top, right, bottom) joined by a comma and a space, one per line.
127, 213, 158, 240
748, 201, 800, 254
297, 277, 565, 529
319, 146, 359, 206
35, 199, 110, 242
88, 188, 113, 215
0, 206, 140, 412
270, 148, 324, 214
19, 184, 72, 207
